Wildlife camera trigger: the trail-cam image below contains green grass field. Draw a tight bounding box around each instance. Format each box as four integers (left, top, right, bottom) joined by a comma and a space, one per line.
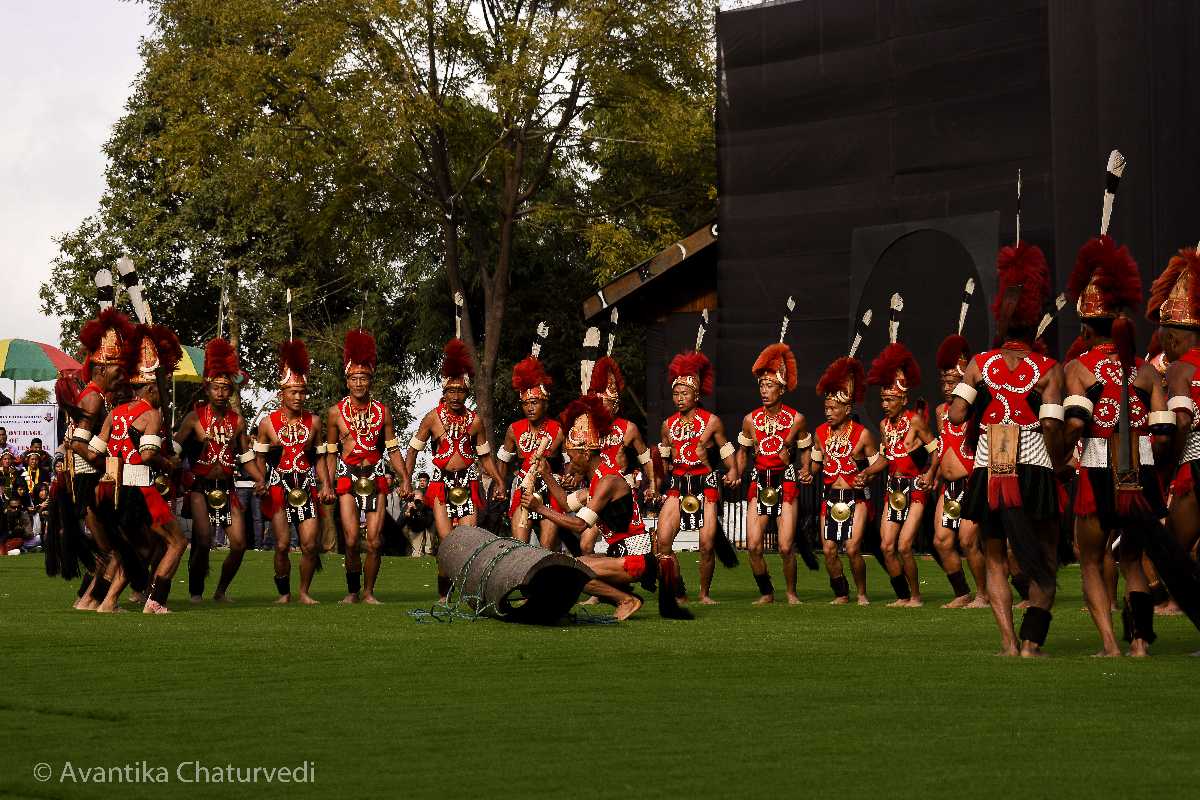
2, 550, 1198, 799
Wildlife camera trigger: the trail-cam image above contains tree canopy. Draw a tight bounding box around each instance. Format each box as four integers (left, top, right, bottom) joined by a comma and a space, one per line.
40, 0, 716, 435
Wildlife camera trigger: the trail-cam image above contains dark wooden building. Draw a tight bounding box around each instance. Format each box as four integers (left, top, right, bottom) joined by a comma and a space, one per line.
589, 0, 1200, 439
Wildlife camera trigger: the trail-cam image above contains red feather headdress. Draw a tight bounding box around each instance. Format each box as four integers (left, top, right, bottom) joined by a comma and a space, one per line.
203, 337, 240, 382
1068, 234, 1142, 319
589, 356, 624, 399
126, 323, 182, 386
668, 351, 713, 396
935, 334, 971, 374
1147, 247, 1200, 328
752, 343, 797, 392
279, 339, 310, 388
816, 357, 865, 405
867, 342, 920, 399
1064, 334, 1089, 363
560, 394, 614, 451
343, 329, 377, 376
993, 242, 1052, 332
512, 355, 551, 401
79, 307, 135, 369
441, 338, 474, 389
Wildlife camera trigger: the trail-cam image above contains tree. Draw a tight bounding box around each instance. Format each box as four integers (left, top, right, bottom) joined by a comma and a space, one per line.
40, 0, 716, 439
18, 387, 51, 405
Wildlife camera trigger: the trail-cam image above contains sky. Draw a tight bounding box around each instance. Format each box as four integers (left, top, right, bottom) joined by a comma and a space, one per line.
1, 1, 152, 395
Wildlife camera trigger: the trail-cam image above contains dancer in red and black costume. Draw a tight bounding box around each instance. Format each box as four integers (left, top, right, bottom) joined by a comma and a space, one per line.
925, 294, 990, 609
864, 295, 937, 607
947, 213, 1067, 656
811, 336, 879, 605
1143, 240, 1200, 632
97, 322, 187, 613
655, 316, 740, 604
736, 315, 808, 605
176, 337, 263, 603
255, 337, 327, 605
1062, 150, 1176, 655
324, 328, 410, 604
407, 338, 506, 599
520, 395, 691, 620
498, 325, 564, 549
62, 305, 136, 610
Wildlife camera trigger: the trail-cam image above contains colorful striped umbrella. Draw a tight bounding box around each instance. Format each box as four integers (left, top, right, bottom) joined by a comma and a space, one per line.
0, 338, 82, 381
174, 345, 205, 383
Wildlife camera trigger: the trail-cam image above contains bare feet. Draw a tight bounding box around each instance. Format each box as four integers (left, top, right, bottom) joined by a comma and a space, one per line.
752, 595, 774, 606
786, 594, 801, 606
96, 601, 120, 613
189, 595, 203, 604
339, 593, 360, 605
907, 596, 924, 608
698, 595, 718, 605
298, 594, 320, 605
1092, 647, 1121, 658
212, 593, 233, 604
579, 595, 600, 606
830, 596, 849, 605
886, 598, 909, 608
75, 596, 98, 611
362, 594, 383, 605
1155, 600, 1182, 616
966, 594, 991, 609
1127, 639, 1149, 658
1020, 642, 1048, 658
857, 595, 870, 606
274, 595, 291, 605
942, 595, 971, 609
614, 594, 643, 621
1014, 599, 1031, 610
143, 600, 171, 614
996, 645, 1019, 657
128, 591, 144, 605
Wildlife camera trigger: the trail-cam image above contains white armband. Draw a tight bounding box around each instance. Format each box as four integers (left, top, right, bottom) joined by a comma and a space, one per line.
88, 435, 108, 454
658, 444, 671, 458
1149, 410, 1176, 427
71, 428, 91, 442
567, 489, 587, 512
924, 439, 938, 454
238, 450, 256, 464
409, 435, 427, 451
624, 473, 636, 487
475, 442, 491, 456
172, 439, 182, 456
719, 441, 735, 460
577, 507, 599, 526
1063, 395, 1094, 415
140, 434, 162, 451
314, 443, 329, 455
252, 441, 270, 453
496, 445, 515, 464
637, 449, 652, 465
810, 448, 824, 463
1168, 396, 1196, 416
867, 452, 881, 466
794, 434, 812, 450
384, 438, 401, 452
1039, 404, 1065, 422
952, 383, 977, 405
737, 432, 754, 447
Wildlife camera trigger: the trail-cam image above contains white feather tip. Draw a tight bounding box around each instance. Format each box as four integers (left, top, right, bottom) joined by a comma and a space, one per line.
1107, 149, 1126, 178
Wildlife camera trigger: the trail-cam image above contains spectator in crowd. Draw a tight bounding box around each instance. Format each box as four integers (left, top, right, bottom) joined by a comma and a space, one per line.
0, 428, 17, 458
22, 437, 49, 468
403, 472, 434, 557
0, 452, 16, 495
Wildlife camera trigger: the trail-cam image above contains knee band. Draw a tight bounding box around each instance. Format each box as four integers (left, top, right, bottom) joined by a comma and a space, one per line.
947, 570, 971, 598
890, 574, 912, 601
753, 571, 775, 597
89, 576, 112, 602
830, 575, 850, 598
274, 574, 291, 597
150, 576, 171, 604
1018, 606, 1052, 646
346, 570, 362, 595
